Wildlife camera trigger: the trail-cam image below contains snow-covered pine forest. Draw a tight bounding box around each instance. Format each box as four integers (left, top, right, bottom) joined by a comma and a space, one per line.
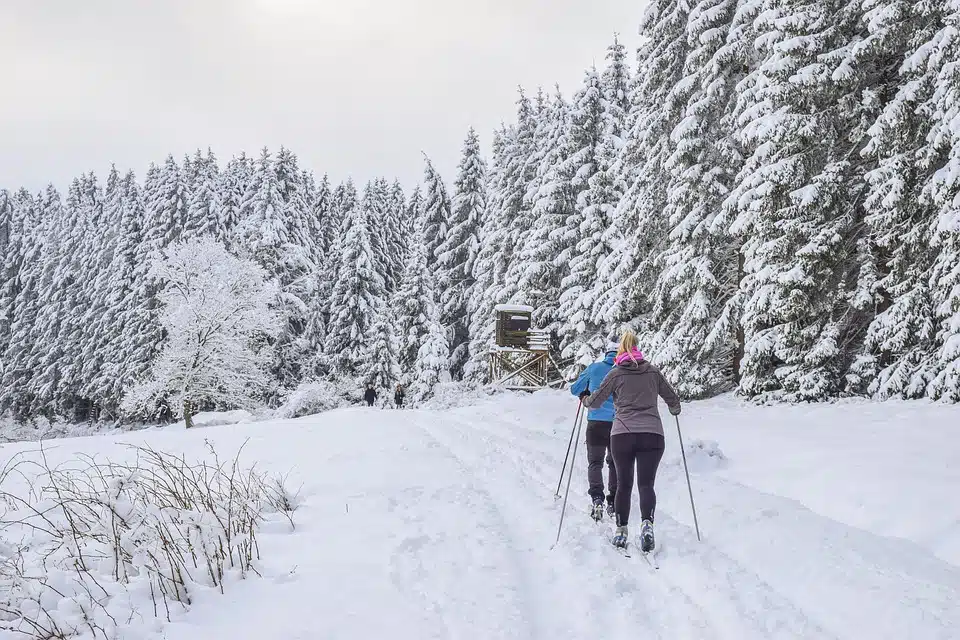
2, 1, 960, 427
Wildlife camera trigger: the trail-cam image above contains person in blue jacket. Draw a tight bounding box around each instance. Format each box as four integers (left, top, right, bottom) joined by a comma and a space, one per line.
570, 341, 619, 521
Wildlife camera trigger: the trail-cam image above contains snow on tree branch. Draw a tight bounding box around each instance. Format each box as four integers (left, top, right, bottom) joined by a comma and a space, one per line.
120, 237, 281, 424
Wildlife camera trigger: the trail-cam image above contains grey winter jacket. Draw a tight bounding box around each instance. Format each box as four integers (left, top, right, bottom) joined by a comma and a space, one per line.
581, 359, 681, 437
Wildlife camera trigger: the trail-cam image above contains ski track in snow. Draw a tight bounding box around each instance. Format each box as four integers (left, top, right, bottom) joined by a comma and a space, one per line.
429, 409, 829, 639
444, 401, 960, 639
3, 394, 960, 640
417, 413, 714, 640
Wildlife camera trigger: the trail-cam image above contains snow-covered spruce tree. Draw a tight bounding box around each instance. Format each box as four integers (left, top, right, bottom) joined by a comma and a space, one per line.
79, 167, 126, 413
362, 179, 397, 293
184, 148, 222, 240
438, 128, 487, 379
0, 189, 16, 381
699, 0, 770, 388
556, 67, 617, 365
847, 1, 946, 399
58, 174, 104, 420
394, 228, 432, 376
324, 202, 385, 376
98, 172, 158, 416
326, 179, 357, 270
304, 176, 339, 337
722, 0, 868, 401
411, 283, 451, 402
274, 149, 321, 386
464, 127, 510, 382
300, 168, 319, 262
310, 174, 334, 256
233, 148, 315, 393
306, 179, 358, 375
387, 179, 408, 266
514, 87, 575, 335
379, 178, 407, 293
121, 236, 281, 427
302, 173, 333, 373
218, 152, 253, 249
26, 185, 77, 420
503, 89, 547, 307
275, 146, 315, 258
403, 184, 424, 240
143, 155, 188, 253
421, 155, 452, 269
25, 186, 67, 418
601, 34, 632, 140
580, 36, 633, 344
593, 0, 692, 343
919, 2, 960, 402
495, 90, 540, 306
364, 306, 399, 390
640, 0, 742, 398
0, 190, 41, 420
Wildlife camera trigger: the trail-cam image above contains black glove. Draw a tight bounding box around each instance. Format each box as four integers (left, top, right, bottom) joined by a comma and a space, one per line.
670, 405, 682, 416
579, 390, 590, 401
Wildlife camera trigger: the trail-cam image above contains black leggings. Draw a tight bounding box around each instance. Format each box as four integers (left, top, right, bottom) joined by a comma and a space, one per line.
611, 432, 665, 527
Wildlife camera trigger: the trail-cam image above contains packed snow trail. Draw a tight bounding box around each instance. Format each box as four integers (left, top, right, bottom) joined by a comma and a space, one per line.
2, 391, 959, 639
441, 399, 959, 639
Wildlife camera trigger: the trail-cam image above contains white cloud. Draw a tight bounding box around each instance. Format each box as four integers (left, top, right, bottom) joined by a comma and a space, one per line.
0, 0, 647, 192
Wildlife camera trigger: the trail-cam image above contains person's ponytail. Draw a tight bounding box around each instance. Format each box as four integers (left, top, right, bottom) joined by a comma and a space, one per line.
618, 330, 639, 361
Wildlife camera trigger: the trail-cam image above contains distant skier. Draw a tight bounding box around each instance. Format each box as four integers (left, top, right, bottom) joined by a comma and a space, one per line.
364, 384, 377, 407
394, 384, 405, 409
570, 340, 619, 521
580, 330, 681, 553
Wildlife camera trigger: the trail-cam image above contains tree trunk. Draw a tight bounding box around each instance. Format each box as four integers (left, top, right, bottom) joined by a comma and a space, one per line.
733, 249, 745, 384
184, 399, 194, 429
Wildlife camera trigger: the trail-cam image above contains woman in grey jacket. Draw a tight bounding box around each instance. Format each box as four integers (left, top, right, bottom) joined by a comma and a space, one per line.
580, 330, 681, 552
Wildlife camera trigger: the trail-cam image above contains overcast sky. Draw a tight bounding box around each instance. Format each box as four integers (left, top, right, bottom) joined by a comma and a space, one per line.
1, 1, 647, 194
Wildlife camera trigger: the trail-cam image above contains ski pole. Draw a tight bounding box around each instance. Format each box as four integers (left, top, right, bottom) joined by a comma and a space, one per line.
554, 405, 585, 546
675, 415, 701, 542
555, 401, 583, 499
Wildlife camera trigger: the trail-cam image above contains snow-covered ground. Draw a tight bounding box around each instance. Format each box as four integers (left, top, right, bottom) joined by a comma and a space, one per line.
1, 390, 958, 639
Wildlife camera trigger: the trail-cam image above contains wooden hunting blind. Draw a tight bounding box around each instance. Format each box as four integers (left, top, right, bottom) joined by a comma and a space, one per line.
489, 304, 564, 390
495, 306, 532, 348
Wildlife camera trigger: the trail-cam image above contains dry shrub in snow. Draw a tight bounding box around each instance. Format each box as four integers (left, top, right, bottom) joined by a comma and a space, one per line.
0, 441, 298, 639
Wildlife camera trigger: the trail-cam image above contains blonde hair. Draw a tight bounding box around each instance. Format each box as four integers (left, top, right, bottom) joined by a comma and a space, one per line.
618, 329, 639, 356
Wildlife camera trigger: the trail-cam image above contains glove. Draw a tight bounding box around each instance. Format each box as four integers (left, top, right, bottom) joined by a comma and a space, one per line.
579, 390, 590, 401
670, 405, 682, 416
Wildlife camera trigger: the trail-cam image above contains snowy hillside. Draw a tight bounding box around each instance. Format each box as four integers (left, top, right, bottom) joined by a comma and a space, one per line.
1, 391, 957, 639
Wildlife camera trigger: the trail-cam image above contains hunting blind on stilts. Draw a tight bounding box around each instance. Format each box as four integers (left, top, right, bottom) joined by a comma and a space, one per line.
488, 305, 566, 390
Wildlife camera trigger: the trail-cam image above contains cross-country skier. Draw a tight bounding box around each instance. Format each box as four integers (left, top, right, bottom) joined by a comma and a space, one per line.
579, 330, 681, 553
569, 341, 619, 521
394, 384, 405, 408
364, 384, 377, 407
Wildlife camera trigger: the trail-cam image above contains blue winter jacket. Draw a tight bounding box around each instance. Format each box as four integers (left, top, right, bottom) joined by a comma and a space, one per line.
570, 351, 617, 422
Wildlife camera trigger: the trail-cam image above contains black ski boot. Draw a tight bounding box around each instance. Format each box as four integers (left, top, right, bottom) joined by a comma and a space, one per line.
612, 526, 628, 549
640, 519, 655, 553
590, 497, 605, 522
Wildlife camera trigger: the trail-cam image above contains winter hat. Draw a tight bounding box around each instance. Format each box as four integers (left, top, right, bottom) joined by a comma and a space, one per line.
606, 341, 620, 353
